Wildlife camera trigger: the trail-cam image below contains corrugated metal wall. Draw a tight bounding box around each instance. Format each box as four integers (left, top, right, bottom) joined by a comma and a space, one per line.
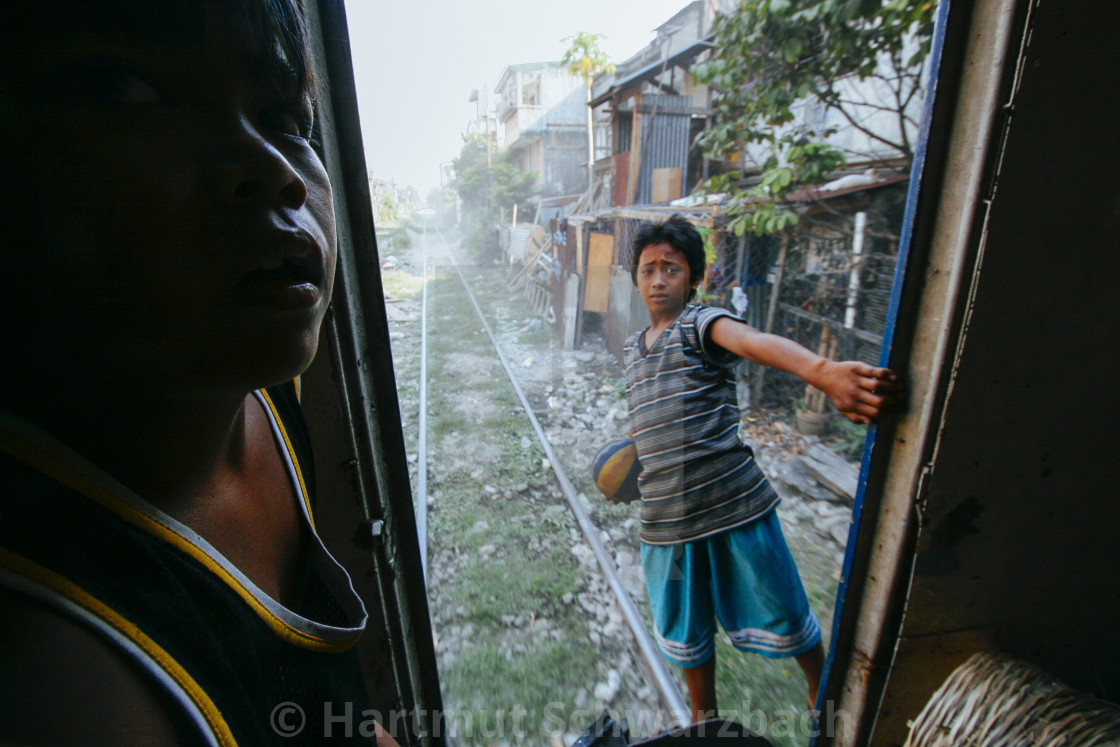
611, 152, 629, 207
635, 95, 693, 205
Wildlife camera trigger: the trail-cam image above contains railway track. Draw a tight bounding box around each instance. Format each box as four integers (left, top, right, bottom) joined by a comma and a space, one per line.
432, 225, 689, 726
389, 222, 690, 743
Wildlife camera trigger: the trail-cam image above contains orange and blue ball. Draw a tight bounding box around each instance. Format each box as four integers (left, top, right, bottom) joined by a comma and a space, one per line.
592, 438, 641, 504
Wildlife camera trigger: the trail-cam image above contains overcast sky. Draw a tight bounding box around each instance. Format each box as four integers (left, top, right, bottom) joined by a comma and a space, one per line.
343, 0, 696, 195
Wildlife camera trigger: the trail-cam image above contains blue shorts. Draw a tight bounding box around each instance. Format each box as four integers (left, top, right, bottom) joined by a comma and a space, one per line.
641, 509, 822, 668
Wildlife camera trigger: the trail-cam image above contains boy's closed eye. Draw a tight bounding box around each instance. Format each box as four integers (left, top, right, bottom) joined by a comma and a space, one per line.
258, 101, 314, 141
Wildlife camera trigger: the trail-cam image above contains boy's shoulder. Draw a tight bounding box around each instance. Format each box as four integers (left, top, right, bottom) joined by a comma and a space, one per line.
677, 302, 736, 338
623, 304, 733, 356
682, 302, 738, 324
680, 304, 743, 369
0, 588, 191, 744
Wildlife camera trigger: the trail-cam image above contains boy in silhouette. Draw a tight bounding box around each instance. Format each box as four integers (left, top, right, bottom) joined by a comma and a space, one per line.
0, 3, 397, 744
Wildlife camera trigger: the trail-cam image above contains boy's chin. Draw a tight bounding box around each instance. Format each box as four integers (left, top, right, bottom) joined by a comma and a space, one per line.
186, 336, 323, 395
254, 346, 322, 389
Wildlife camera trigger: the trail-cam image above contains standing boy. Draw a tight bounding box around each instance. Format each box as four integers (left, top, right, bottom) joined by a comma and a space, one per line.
623, 215, 899, 722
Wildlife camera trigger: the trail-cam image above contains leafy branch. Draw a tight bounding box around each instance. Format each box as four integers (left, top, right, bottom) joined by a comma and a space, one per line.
691, 0, 936, 236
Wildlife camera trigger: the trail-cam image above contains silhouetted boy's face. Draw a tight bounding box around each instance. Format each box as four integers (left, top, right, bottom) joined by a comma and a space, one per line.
1, 4, 336, 395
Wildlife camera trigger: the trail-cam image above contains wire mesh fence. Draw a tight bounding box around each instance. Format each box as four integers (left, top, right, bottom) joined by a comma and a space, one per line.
703, 198, 903, 428
531, 193, 904, 439
614, 217, 644, 270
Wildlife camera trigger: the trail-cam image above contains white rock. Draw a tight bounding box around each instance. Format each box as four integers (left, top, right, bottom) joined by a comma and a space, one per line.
594, 682, 615, 702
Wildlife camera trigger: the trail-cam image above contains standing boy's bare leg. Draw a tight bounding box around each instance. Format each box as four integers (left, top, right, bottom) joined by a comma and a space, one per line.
796, 641, 826, 708
683, 656, 718, 723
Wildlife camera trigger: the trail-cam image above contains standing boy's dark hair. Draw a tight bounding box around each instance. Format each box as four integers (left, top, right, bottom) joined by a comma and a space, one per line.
630, 214, 707, 300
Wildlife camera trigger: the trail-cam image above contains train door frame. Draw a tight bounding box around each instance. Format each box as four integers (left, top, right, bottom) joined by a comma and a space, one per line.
299, 2, 444, 744
813, 0, 1020, 739
818, 0, 1120, 743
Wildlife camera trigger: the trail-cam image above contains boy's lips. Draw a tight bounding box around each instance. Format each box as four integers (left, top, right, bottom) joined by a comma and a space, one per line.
235, 229, 327, 310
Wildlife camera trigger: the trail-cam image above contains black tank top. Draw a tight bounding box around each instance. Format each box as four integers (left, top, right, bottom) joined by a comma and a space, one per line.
0, 383, 374, 745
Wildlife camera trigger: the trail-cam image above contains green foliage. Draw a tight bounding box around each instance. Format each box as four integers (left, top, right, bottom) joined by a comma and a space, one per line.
696, 226, 719, 266
829, 417, 868, 460
452, 133, 538, 260
562, 32, 614, 191
560, 32, 616, 85
692, 0, 937, 236
372, 181, 425, 225
375, 192, 397, 224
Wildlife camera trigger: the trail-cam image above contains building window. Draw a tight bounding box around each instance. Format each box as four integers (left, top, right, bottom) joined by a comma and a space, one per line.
522, 76, 540, 106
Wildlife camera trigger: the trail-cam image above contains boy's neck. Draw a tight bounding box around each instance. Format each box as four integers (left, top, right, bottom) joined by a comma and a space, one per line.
3, 378, 256, 508
649, 300, 691, 327
645, 303, 689, 344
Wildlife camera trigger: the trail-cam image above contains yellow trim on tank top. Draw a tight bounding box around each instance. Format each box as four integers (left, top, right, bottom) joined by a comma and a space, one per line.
0, 548, 237, 747
257, 387, 315, 530
0, 403, 357, 653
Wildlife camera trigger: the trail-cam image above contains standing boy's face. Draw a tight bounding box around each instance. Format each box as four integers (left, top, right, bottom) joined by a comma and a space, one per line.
636, 243, 696, 318
1, 5, 336, 395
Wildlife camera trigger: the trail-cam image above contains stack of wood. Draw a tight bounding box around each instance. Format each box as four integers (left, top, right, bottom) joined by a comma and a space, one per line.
803, 326, 839, 413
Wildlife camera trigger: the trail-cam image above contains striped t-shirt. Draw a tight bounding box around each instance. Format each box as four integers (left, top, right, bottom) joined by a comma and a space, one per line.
624, 304, 779, 545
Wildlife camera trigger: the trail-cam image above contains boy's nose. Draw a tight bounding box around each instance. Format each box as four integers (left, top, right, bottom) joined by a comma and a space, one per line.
214, 115, 309, 209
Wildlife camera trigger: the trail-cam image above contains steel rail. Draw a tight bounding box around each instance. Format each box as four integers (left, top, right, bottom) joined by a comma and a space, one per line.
417, 219, 430, 582
430, 229, 691, 731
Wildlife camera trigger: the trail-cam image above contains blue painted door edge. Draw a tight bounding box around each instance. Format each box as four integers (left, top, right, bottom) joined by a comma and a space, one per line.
810, 1, 954, 743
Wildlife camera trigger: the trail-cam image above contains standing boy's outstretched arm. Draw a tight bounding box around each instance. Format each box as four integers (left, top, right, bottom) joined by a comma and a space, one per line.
708, 317, 901, 425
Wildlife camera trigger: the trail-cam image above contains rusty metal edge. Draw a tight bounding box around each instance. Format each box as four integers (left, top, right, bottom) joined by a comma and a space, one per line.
816, 1, 1026, 744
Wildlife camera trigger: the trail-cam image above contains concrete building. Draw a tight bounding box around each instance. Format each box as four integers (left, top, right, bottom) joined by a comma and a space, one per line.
495, 62, 588, 201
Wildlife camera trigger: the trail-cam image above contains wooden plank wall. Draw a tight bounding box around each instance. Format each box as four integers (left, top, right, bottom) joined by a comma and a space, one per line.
584, 232, 614, 312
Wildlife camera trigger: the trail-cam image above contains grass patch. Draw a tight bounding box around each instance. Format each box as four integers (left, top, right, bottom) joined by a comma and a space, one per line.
439, 639, 600, 745
442, 545, 581, 626
712, 639, 813, 747
381, 267, 423, 299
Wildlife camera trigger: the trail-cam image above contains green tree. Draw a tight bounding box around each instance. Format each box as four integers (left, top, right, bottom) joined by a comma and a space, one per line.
452, 132, 538, 260
561, 32, 615, 192
692, 0, 936, 236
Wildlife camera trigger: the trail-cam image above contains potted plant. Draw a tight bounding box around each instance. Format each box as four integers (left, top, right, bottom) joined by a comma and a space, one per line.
795, 397, 830, 436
